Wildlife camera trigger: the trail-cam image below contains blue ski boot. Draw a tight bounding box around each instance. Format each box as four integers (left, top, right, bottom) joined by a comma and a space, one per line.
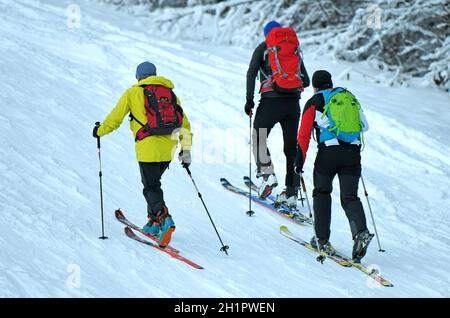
142, 219, 161, 237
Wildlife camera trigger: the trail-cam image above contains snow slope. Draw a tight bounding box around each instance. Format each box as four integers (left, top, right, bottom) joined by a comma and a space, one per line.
0, 0, 449, 297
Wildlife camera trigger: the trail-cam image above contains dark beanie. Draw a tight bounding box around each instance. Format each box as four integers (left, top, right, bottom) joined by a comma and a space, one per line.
136, 61, 157, 80
312, 70, 333, 89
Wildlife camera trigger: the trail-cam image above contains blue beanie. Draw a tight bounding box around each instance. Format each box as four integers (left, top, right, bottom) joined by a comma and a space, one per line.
264, 20, 281, 37
136, 61, 157, 80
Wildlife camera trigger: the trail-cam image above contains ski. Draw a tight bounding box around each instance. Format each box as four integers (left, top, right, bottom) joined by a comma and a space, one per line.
243, 176, 271, 198
115, 209, 203, 269
220, 178, 312, 225
123, 226, 204, 270
115, 209, 179, 254
243, 176, 313, 225
280, 225, 394, 287
244, 176, 305, 207
279, 225, 352, 267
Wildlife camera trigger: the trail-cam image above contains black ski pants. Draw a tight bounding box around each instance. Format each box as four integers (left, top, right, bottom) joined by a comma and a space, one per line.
139, 161, 170, 219
252, 96, 300, 188
312, 145, 368, 244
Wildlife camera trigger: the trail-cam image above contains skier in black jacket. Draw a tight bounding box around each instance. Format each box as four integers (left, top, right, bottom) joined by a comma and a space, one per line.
245, 20, 309, 208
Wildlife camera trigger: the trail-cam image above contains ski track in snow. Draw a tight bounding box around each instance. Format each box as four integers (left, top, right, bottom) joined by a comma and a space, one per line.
0, 0, 449, 297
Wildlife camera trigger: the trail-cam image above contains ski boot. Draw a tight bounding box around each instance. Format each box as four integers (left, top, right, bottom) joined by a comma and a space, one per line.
275, 187, 298, 209
157, 207, 176, 248
310, 236, 336, 263
142, 218, 161, 237
352, 229, 374, 262
257, 173, 278, 199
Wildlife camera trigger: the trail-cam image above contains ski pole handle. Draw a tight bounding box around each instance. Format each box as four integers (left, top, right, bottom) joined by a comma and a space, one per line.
185, 166, 192, 176
94, 122, 101, 149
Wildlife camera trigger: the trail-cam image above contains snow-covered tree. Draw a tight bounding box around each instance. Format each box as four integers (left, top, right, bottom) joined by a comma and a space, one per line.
332, 0, 449, 88
98, 0, 450, 91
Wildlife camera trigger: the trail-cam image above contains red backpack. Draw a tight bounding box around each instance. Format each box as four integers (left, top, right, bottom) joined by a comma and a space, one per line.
263, 27, 303, 93
131, 85, 183, 141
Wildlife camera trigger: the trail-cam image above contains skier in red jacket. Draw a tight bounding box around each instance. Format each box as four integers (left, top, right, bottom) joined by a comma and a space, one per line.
295, 70, 373, 262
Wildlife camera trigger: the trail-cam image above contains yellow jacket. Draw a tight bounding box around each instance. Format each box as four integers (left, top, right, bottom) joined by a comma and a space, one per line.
97, 76, 192, 162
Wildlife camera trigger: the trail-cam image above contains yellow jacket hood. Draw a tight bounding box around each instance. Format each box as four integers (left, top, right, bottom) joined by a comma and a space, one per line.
134, 76, 175, 89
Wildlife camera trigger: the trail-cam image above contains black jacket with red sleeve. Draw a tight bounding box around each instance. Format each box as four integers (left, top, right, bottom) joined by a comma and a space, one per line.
297, 92, 322, 165
246, 42, 310, 100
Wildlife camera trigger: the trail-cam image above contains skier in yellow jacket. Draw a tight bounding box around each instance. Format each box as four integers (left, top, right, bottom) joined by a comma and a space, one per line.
93, 61, 192, 247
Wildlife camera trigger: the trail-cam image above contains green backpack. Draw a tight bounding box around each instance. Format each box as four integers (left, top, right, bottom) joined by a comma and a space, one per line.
316, 87, 363, 143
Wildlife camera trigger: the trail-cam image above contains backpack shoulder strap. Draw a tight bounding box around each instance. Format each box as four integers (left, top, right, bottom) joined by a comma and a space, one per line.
260, 51, 270, 80
129, 112, 145, 127
315, 87, 345, 104
317, 87, 345, 121
129, 84, 154, 127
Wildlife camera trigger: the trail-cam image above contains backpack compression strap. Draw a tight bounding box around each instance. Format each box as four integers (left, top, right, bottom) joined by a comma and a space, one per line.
314, 87, 345, 143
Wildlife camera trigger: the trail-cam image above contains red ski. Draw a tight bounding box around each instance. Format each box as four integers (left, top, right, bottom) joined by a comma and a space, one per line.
115, 209, 179, 254
115, 209, 203, 270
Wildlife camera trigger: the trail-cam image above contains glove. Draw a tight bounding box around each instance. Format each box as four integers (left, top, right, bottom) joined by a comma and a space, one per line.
244, 99, 255, 116
92, 122, 100, 138
294, 148, 304, 175
178, 150, 191, 169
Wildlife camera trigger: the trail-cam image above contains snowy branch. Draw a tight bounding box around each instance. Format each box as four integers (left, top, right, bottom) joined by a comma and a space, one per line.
97, 0, 450, 91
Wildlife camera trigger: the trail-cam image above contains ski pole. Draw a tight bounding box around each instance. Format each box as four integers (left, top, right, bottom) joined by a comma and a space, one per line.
361, 174, 385, 252
247, 114, 255, 216
298, 183, 305, 208
295, 148, 305, 208
299, 174, 313, 219
299, 172, 325, 264
184, 166, 229, 255
95, 122, 108, 240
